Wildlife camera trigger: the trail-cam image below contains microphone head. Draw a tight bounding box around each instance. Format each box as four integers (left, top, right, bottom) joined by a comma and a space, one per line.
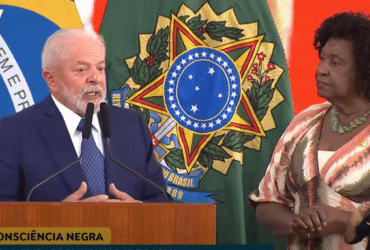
100, 102, 111, 139
82, 103, 94, 139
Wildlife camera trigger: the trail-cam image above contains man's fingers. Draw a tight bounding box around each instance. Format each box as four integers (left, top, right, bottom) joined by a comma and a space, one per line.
62, 181, 88, 202
106, 199, 126, 203
81, 194, 109, 202
63, 182, 140, 203
109, 183, 118, 195
109, 183, 139, 202
109, 183, 128, 200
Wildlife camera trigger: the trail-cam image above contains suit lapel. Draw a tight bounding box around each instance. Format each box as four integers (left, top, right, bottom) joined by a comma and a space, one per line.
38, 95, 92, 196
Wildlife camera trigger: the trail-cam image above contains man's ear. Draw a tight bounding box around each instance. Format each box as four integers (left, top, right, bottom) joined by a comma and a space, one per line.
43, 70, 57, 92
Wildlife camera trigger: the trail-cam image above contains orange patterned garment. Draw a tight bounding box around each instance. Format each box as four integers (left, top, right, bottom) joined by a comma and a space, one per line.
249, 102, 370, 249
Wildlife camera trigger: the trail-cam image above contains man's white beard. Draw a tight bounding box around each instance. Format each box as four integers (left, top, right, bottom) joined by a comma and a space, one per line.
61, 85, 106, 116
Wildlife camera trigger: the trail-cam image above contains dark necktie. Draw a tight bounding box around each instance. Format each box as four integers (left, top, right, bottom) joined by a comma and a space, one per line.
77, 118, 106, 196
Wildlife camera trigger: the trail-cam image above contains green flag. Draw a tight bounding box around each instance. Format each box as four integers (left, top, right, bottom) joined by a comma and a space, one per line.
100, 0, 293, 247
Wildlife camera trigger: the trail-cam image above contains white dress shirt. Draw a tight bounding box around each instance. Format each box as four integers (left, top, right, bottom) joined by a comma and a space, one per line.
51, 95, 104, 157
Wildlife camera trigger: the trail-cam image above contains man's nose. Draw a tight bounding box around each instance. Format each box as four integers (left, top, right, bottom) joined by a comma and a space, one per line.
87, 71, 99, 84
89, 74, 96, 79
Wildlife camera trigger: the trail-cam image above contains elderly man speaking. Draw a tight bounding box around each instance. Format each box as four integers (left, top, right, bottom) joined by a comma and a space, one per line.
0, 29, 167, 202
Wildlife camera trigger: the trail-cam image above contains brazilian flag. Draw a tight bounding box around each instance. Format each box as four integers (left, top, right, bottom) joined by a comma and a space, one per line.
100, 0, 293, 248
0, 0, 82, 120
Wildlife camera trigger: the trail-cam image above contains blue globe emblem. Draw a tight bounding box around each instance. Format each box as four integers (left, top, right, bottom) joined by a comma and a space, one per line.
0, 5, 59, 119
164, 47, 241, 133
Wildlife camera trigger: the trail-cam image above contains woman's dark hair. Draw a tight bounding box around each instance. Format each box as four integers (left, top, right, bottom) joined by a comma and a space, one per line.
314, 12, 370, 100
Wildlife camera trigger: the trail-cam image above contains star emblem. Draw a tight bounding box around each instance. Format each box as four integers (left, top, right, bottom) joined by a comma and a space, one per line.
190, 104, 198, 113
208, 67, 215, 75
125, 13, 268, 172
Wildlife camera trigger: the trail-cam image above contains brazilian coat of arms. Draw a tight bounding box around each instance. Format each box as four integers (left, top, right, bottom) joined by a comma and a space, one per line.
111, 3, 286, 202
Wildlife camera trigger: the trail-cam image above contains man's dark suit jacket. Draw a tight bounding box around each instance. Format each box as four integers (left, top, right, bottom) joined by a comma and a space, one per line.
0, 95, 167, 202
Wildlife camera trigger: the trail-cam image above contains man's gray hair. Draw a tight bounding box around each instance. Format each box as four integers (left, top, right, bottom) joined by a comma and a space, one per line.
41, 28, 106, 71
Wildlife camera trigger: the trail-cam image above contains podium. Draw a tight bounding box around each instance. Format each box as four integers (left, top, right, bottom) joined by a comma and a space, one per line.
0, 202, 216, 244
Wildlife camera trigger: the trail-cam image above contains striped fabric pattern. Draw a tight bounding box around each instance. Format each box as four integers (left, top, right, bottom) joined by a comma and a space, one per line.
249, 102, 370, 249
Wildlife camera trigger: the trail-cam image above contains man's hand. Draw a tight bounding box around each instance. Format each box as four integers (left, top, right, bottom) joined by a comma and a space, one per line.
62, 182, 140, 203
62, 182, 110, 202
108, 183, 140, 203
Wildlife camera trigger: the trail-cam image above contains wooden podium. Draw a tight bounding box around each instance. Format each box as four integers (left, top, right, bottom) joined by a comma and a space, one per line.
0, 202, 216, 244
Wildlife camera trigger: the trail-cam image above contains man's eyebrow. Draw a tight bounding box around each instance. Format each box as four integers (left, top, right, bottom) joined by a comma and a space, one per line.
75, 60, 105, 65
75, 61, 89, 65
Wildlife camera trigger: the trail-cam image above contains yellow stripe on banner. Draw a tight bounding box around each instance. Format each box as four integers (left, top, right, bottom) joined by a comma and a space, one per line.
0, 227, 111, 245
0, 0, 83, 28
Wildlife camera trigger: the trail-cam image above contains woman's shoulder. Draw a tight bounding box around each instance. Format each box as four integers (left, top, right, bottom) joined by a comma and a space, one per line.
284, 102, 331, 132
294, 102, 331, 121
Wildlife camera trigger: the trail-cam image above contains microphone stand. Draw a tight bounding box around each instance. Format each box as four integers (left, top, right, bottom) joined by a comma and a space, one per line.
104, 137, 169, 203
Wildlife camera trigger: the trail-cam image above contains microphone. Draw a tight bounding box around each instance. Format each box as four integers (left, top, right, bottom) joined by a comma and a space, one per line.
99, 102, 111, 139
99, 102, 169, 202
82, 103, 94, 139
26, 103, 95, 201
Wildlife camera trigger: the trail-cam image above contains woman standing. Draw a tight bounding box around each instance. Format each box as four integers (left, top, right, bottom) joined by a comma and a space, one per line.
249, 12, 370, 249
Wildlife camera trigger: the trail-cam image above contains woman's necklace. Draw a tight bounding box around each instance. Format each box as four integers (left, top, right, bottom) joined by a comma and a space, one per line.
330, 106, 370, 134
